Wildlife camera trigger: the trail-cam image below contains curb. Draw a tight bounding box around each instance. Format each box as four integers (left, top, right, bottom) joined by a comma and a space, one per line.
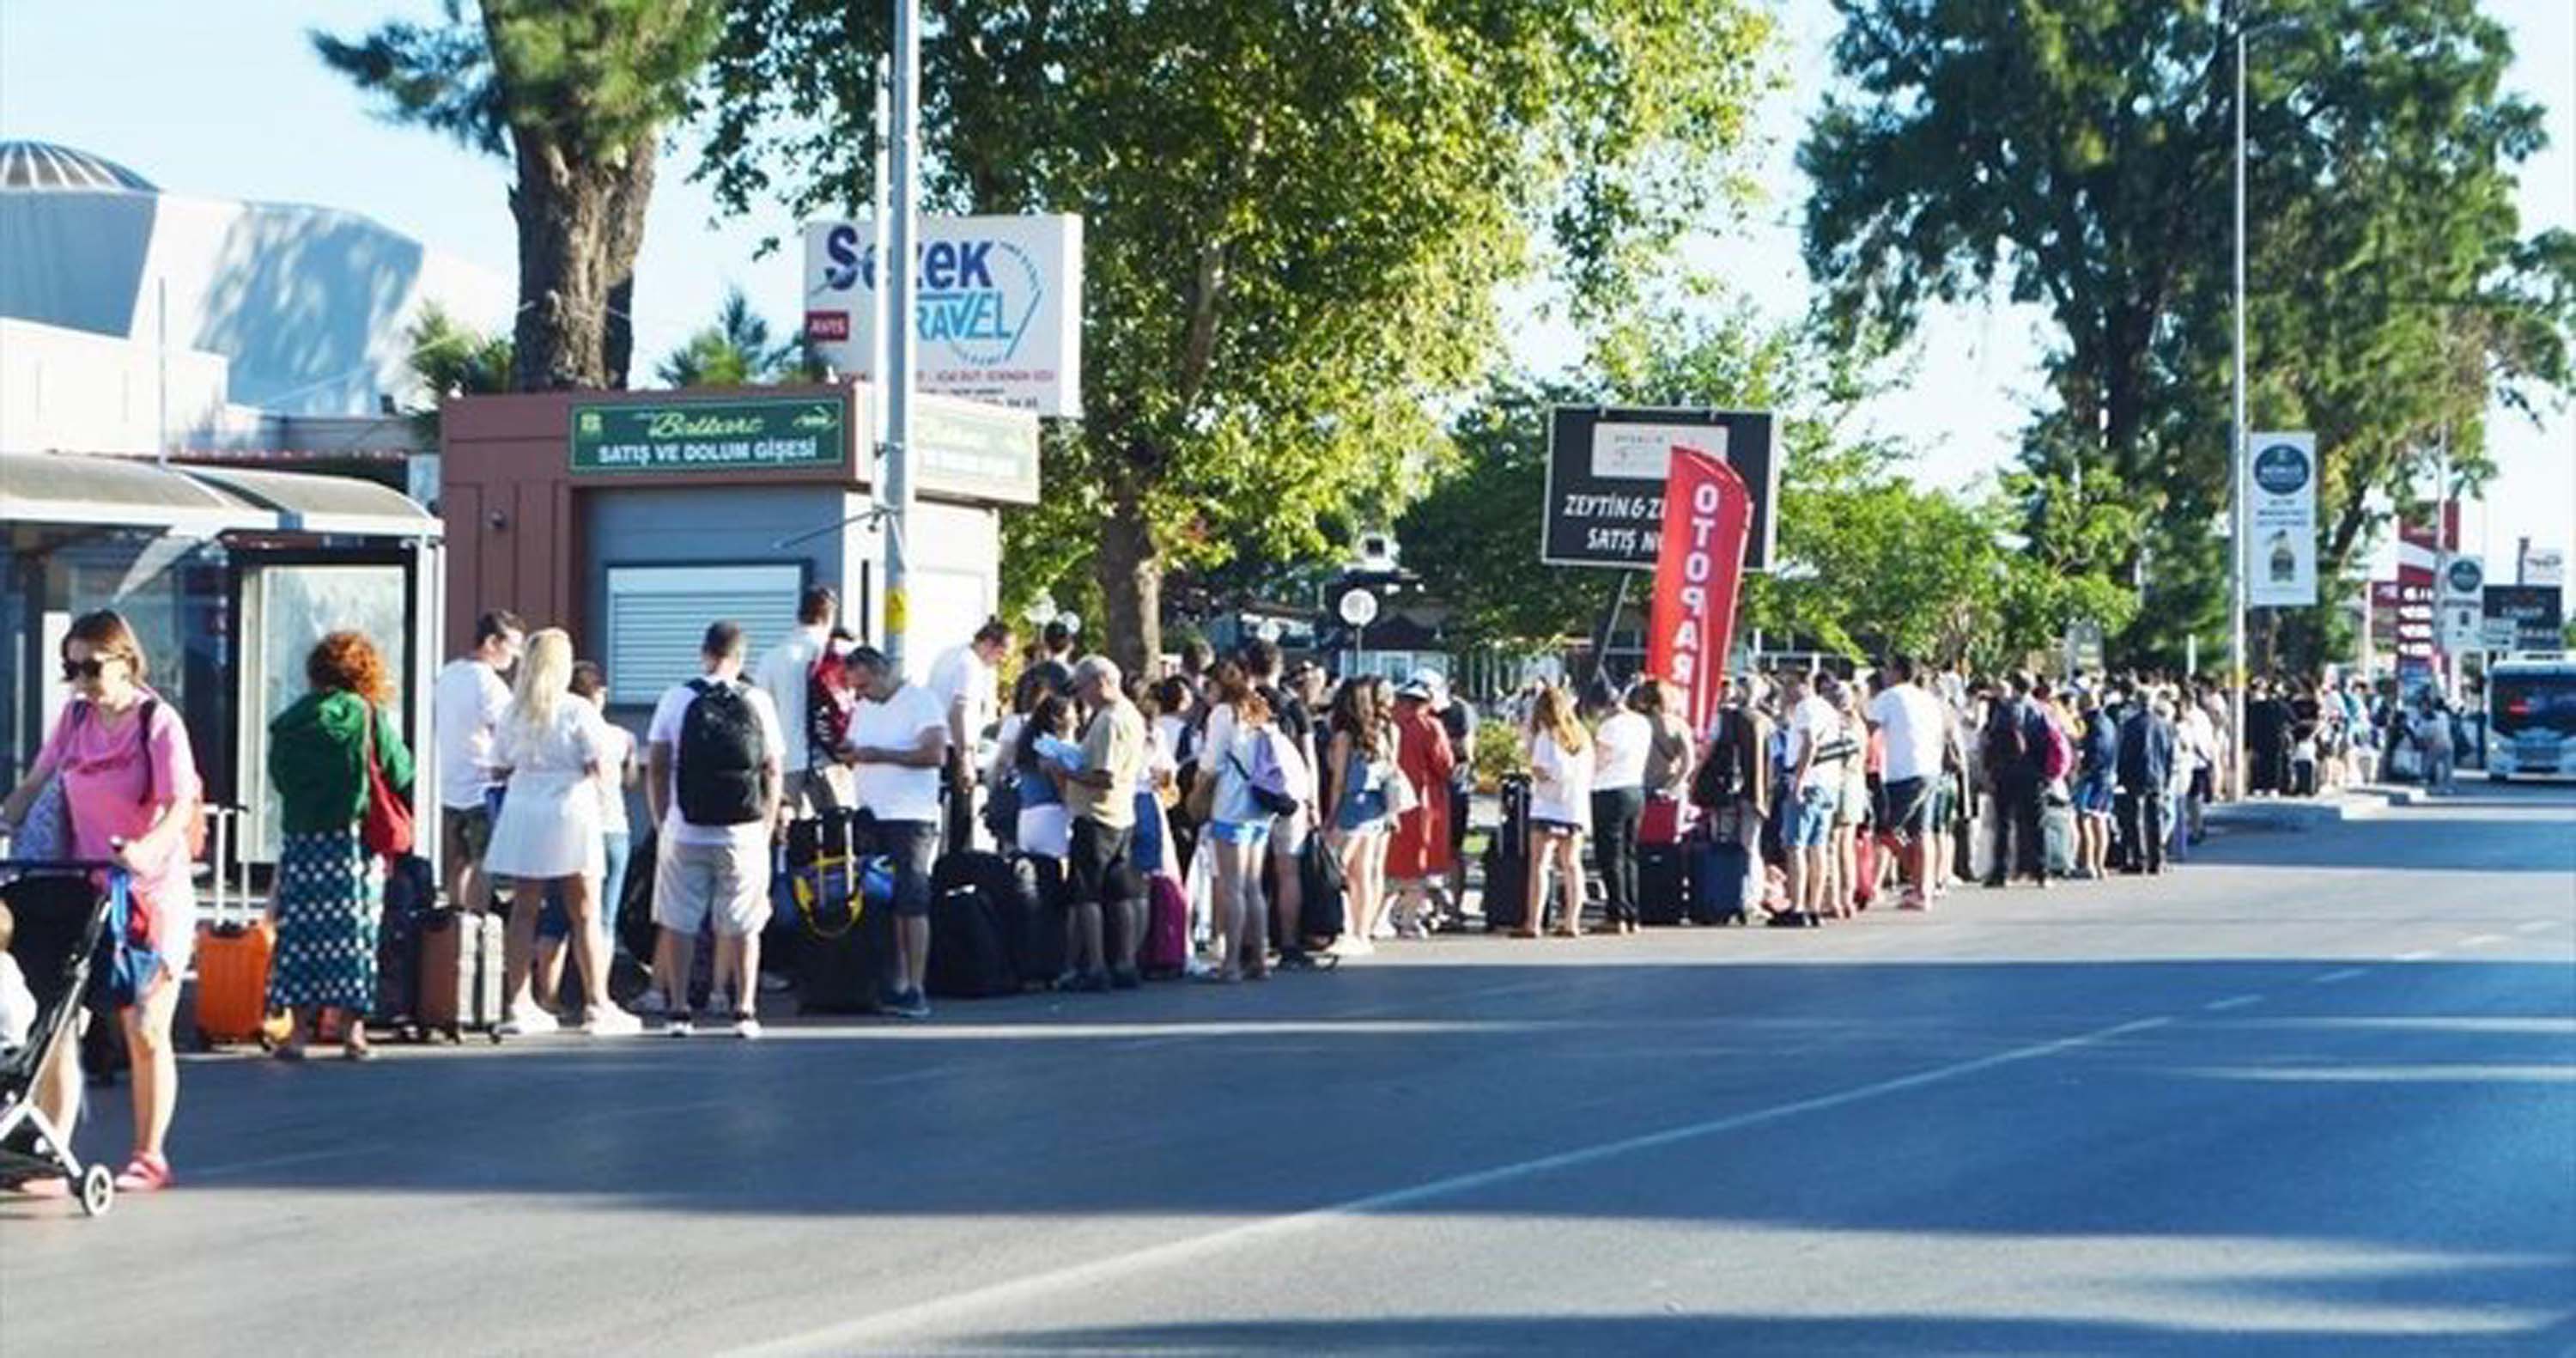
2207, 785, 2415, 830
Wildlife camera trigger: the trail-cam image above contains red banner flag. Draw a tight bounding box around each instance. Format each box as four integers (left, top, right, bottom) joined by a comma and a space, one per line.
1646, 447, 1753, 736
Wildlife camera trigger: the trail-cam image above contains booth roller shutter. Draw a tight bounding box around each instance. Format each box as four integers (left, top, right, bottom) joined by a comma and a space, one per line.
605, 564, 802, 706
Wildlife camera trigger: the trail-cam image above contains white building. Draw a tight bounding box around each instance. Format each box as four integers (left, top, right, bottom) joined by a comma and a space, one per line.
0, 139, 508, 455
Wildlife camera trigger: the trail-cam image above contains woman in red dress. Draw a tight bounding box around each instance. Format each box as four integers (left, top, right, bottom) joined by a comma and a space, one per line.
1383, 678, 1457, 938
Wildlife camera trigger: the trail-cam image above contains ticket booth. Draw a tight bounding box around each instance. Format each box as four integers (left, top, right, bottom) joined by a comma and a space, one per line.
437, 383, 1038, 715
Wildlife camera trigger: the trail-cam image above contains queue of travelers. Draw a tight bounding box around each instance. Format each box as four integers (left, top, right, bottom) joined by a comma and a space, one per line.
0, 595, 2466, 1197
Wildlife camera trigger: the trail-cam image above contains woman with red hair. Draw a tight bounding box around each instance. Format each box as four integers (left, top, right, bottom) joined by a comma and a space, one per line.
268, 630, 413, 1060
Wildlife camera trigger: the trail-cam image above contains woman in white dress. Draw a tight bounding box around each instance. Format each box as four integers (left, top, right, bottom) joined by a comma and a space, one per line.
483, 629, 640, 1038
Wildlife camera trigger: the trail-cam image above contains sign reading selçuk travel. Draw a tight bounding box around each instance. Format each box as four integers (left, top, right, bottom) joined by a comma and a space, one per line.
570, 398, 846, 475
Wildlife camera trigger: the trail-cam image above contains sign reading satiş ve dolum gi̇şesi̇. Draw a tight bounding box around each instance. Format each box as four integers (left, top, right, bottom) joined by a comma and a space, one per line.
570, 398, 846, 475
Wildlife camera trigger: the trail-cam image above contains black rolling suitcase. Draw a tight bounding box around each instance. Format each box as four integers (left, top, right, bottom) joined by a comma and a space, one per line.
1481, 774, 1534, 931
933, 850, 1050, 987
1637, 844, 1687, 926
794, 813, 896, 1014
926, 883, 1018, 999
371, 855, 435, 1032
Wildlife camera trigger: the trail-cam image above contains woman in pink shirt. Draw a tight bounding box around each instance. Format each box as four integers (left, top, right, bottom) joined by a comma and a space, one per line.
0, 610, 203, 1193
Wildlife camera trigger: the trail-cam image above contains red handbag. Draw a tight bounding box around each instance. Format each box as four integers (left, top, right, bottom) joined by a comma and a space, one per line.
361, 703, 415, 859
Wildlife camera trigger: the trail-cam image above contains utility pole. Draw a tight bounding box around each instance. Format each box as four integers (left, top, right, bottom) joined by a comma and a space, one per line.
2227, 12, 2250, 801
883, 0, 920, 675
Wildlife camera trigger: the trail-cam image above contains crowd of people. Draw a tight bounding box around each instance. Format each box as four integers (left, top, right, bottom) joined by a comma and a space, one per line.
0, 594, 2476, 1195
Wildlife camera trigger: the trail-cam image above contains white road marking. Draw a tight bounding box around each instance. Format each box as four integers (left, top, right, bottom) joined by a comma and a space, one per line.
726, 1014, 2176, 1356
2308, 968, 2368, 985
2203, 995, 2267, 1012
2459, 934, 2507, 948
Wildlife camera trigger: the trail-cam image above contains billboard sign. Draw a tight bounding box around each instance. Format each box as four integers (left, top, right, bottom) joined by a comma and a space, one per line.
2245, 431, 2317, 606
1542, 407, 1778, 571
803, 215, 1084, 417
2482, 583, 2564, 652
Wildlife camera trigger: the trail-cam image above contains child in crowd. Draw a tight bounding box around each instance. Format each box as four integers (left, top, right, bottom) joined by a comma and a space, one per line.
0, 902, 34, 1055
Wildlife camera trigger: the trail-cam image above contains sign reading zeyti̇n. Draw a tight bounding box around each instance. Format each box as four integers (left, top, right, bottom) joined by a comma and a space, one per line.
2245, 431, 2318, 608
571, 398, 845, 475
803, 215, 1084, 418
1543, 407, 1778, 572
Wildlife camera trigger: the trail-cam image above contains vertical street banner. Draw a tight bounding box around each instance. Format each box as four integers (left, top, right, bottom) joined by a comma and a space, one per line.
2246, 431, 2318, 607
1646, 448, 1753, 735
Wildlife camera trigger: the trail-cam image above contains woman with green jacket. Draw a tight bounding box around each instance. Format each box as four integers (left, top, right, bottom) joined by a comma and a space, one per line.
268, 631, 414, 1060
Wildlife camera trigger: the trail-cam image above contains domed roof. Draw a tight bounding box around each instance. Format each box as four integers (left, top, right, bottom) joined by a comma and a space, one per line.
0, 141, 156, 192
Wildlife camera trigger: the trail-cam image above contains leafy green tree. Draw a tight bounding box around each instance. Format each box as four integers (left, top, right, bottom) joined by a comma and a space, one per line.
698, 0, 1777, 673
1803, 0, 2573, 672
401, 302, 513, 447
316, 0, 722, 390
654, 285, 801, 387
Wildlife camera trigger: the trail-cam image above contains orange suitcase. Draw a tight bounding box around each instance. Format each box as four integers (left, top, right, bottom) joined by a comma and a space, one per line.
192, 918, 290, 1049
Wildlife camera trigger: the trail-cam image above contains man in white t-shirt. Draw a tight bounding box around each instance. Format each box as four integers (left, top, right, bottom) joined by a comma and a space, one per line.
925, 618, 1012, 853
843, 645, 950, 1020
645, 621, 785, 1038
751, 585, 840, 817
432, 610, 524, 914
1867, 655, 1949, 907
1781, 669, 1843, 923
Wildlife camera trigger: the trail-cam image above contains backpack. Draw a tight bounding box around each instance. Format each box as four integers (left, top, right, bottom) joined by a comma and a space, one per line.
1988, 703, 2032, 768
1238, 729, 1302, 818
677, 679, 767, 825
1693, 717, 1744, 807
806, 649, 858, 768
2041, 713, 2075, 783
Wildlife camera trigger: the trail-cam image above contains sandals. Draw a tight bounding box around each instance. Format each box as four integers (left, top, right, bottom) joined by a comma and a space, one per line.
113, 1153, 171, 1193
343, 1044, 379, 1062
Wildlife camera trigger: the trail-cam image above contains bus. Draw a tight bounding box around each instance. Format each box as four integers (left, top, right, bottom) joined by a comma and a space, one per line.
2486, 654, 2576, 780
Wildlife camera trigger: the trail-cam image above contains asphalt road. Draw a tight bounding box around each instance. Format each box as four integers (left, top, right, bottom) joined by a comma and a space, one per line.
5, 782, 2572, 1356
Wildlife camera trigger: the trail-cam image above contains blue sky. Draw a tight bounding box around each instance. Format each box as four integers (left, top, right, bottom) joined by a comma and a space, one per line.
3, 0, 2566, 579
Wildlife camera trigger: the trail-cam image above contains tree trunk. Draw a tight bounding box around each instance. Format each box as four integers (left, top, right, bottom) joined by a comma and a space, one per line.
1094, 490, 1162, 679
600, 140, 657, 389
506, 131, 645, 392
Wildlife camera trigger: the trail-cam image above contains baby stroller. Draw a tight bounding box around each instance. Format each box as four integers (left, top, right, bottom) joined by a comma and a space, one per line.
0, 862, 130, 1217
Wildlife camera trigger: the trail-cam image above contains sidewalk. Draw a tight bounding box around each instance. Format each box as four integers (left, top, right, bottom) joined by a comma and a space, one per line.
2203, 782, 2429, 831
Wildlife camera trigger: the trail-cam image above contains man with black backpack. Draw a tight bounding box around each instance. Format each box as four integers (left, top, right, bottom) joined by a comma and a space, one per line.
644, 622, 786, 1038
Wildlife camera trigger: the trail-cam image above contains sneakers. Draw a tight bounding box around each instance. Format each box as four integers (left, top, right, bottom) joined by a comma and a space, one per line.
583, 1007, 644, 1038
884, 989, 933, 1020
733, 1017, 764, 1040
665, 1013, 696, 1038
497, 1006, 560, 1038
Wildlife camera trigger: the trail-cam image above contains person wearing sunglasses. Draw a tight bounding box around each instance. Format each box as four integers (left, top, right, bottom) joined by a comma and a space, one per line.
0, 609, 204, 1194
